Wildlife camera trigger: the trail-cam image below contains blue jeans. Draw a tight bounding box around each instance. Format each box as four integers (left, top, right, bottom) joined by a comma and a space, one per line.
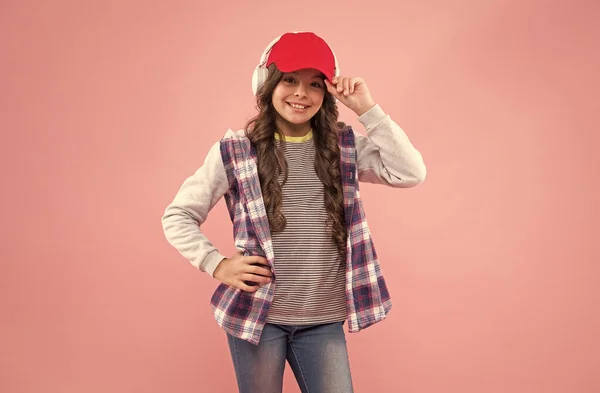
226, 322, 354, 393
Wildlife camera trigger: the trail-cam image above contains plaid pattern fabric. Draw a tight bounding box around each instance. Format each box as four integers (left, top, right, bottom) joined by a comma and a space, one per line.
211, 127, 391, 345
338, 128, 392, 333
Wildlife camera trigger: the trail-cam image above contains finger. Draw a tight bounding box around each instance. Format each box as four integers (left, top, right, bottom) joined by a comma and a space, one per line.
244, 255, 270, 267
242, 273, 271, 285
344, 78, 351, 96
238, 282, 259, 292
337, 77, 344, 93
325, 79, 341, 98
350, 78, 357, 94
353, 77, 365, 93
248, 265, 273, 277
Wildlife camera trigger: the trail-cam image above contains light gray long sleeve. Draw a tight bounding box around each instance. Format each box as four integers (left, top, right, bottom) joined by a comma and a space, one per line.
355, 104, 427, 187
161, 140, 231, 277
161, 104, 426, 276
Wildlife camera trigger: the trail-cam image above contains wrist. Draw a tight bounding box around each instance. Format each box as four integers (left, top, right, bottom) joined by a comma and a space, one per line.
354, 100, 376, 117
212, 257, 228, 279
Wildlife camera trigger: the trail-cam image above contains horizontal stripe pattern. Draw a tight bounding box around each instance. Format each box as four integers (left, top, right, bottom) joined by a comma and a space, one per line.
266, 138, 347, 324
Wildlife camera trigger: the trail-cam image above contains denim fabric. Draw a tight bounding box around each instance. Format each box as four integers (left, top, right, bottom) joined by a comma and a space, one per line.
226, 322, 354, 393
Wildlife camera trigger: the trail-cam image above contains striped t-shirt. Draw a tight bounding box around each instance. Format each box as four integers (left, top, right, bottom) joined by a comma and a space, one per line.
265, 130, 347, 325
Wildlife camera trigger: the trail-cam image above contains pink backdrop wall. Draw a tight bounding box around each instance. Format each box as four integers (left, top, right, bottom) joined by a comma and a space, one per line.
2, 0, 599, 392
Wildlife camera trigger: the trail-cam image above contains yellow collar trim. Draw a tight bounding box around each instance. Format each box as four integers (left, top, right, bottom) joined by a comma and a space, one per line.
274, 129, 313, 143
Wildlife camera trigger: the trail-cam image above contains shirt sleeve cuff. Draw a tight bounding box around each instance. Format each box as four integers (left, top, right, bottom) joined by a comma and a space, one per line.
358, 104, 387, 128
202, 250, 227, 277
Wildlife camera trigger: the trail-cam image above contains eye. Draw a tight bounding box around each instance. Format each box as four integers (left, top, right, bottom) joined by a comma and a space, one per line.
283, 76, 296, 84
311, 81, 323, 88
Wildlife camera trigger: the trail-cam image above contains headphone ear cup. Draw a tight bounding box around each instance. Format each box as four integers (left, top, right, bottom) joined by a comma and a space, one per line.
252, 66, 269, 96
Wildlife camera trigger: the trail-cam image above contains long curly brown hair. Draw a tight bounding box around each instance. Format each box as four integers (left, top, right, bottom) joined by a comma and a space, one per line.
244, 64, 347, 257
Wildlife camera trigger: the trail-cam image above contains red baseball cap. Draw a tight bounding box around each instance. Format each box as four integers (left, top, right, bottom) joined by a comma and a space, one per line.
265, 32, 336, 82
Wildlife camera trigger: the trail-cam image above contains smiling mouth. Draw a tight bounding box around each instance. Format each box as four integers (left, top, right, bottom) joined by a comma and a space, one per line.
287, 102, 310, 110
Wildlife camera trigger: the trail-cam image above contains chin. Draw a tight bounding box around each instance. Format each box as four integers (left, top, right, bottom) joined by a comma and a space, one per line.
284, 116, 315, 127
286, 116, 311, 124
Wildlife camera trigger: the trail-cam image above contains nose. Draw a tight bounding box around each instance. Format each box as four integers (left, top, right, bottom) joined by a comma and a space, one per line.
294, 83, 308, 99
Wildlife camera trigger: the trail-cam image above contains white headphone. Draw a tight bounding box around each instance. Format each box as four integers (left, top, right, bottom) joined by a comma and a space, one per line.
251, 31, 340, 96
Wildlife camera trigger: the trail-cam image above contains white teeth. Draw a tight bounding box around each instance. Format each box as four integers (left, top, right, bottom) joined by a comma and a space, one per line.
289, 103, 308, 109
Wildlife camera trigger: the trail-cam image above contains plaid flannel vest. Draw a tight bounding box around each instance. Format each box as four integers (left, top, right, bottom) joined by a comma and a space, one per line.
210, 127, 392, 345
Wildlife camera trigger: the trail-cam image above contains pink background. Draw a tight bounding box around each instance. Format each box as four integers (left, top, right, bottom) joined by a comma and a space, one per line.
2, 0, 599, 392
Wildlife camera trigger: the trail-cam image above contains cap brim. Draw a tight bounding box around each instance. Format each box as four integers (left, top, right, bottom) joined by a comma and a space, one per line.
272, 59, 334, 82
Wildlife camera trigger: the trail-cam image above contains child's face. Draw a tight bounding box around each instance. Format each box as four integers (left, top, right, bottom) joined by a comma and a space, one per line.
271, 68, 326, 130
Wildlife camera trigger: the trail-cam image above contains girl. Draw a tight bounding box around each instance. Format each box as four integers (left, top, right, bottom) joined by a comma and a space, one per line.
162, 31, 426, 393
